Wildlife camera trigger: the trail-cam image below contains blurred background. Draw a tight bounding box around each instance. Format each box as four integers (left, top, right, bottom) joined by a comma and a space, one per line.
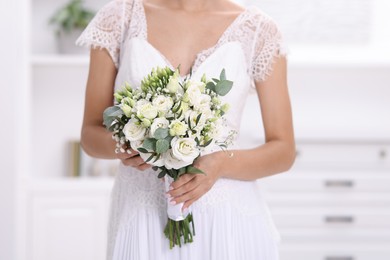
1, 0, 389, 259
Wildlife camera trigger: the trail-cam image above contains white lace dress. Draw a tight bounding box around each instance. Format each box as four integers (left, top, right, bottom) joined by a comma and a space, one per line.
76, 0, 287, 259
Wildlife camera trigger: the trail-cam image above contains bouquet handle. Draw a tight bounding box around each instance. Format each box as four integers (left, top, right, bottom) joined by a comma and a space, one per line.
164, 176, 190, 221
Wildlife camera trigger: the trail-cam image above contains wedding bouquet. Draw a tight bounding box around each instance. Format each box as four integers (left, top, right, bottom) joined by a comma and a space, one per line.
103, 66, 234, 248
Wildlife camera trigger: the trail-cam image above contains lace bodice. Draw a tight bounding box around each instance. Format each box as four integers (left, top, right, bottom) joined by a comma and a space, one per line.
76, 0, 287, 82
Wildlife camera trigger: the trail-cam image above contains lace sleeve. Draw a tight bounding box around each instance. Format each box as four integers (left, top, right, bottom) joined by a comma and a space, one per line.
75, 0, 131, 68
251, 14, 287, 83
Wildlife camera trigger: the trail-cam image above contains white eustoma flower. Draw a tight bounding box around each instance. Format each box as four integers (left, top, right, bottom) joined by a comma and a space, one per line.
185, 82, 202, 106
150, 117, 170, 137
169, 120, 188, 136
152, 95, 173, 113
164, 149, 192, 169
185, 110, 206, 131
136, 101, 158, 120
193, 94, 211, 110
123, 118, 146, 141
171, 137, 200, 163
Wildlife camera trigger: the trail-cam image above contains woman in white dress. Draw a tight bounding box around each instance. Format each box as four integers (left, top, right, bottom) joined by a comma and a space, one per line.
77, 0, 295, 259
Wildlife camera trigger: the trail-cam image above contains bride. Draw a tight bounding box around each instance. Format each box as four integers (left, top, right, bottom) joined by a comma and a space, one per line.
77, 0, 295, 259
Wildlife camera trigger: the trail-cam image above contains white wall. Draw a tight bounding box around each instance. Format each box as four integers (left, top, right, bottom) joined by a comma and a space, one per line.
0, 0, 29, 259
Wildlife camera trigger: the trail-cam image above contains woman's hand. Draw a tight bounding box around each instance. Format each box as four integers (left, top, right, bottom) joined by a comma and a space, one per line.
166, 151, 225, 210
116, 147, 151, 171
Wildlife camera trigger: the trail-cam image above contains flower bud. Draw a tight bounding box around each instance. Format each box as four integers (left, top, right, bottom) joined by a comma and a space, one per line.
221, 103, 230, 113
122, 104, 132, 117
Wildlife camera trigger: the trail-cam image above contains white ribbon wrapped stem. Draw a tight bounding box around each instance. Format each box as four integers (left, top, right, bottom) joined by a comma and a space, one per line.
165, 176, 190, 221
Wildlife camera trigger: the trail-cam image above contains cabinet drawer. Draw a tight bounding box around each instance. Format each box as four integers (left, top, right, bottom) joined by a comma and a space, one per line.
293, 143, 390, 168
260, 174, 390, 193
280, 244, 390, 260
271, 208, 390, 228
265, 193, 390, 208
279, 229, 390, 243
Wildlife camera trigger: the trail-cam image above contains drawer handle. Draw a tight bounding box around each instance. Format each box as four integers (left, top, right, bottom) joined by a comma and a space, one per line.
324, 180, 354, 188
325, 216, 354, 224
325, 257, 354, 260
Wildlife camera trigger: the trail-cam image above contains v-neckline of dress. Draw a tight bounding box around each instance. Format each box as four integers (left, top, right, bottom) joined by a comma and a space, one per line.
137, 0, 248, 78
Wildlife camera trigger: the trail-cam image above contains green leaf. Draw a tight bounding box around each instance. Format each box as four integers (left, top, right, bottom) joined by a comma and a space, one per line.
152, 166, 158, 171
156, 139, 170, 153
220, 69, 227, 81
143, 138, 157, 151
154, 128, 169, 139
195, 137, 200, 145
187, 166, 205, 174
137, 147, 149, 153
103, 106, 123, 128
145, 153, 155, 163
200, 138, 213, 147
178, 167, 186, 177
206, 82, 216, 92
215, 80, 233, 96
153, 153, 161, 163
195, 113, 202, 125
158, 169, 167, 178
212, 78, 220, 83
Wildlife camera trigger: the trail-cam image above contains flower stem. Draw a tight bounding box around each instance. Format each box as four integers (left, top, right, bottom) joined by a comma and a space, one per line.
164, 213, 195, 249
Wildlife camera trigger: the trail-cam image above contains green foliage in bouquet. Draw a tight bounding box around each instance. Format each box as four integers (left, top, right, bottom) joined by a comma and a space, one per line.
49, 0, 95, 34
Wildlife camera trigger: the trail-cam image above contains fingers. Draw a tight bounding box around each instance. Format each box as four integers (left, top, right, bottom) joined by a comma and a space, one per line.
116, 149, 139, 160
168, 177, 200, 198
136, 163, 152, 171
120, 155, 145, 167
170, 174, 196, 190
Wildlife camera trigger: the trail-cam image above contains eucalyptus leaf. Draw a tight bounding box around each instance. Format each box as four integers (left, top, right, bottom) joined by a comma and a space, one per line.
206, 82, 216, 92
220, 69, 227, 81
156, 139, 170, 153
154, 128, 169, 139
143, 138, 157, 151
215, 80, 233, 96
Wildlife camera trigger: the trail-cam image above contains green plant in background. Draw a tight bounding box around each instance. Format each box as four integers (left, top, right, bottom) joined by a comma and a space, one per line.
49, 0, 95, 34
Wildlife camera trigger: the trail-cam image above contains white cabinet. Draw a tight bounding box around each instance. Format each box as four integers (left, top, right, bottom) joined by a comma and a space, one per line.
25, 179, 113, 260
259, 143, 390, 260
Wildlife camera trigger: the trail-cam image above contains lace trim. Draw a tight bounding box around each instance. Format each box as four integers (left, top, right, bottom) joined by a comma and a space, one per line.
75, 0, 133, 68
76, 0, 286, 80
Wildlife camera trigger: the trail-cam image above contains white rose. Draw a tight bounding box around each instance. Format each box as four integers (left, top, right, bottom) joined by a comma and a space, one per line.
137, 101, 158, 120
169, 120, 188, 136
171, 137, 200, 163
193, 94, 211, 111
123, 118, 146, 141
164, 149, 192, 169
185, 110, 206, 131
152, 95, 173, 113
139, 152, 165, 167
130, 139, 144, 150
185, 83, 202, 106
150, 117, 170, 137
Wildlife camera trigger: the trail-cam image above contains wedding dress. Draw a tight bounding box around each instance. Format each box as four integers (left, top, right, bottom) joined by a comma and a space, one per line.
76, 0, 287, 259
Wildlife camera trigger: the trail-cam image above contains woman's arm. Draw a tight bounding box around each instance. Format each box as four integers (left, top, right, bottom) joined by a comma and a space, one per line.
81, 48, 151, 170
168, 56, 295, 209
218, 56, 296, 180
80, 48, 118, 159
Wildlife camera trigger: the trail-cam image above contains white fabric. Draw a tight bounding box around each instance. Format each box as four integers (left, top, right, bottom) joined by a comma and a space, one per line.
76, 0, 287, 259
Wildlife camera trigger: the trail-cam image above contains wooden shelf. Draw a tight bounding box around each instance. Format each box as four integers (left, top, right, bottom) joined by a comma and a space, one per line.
31, 54, 89, 66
